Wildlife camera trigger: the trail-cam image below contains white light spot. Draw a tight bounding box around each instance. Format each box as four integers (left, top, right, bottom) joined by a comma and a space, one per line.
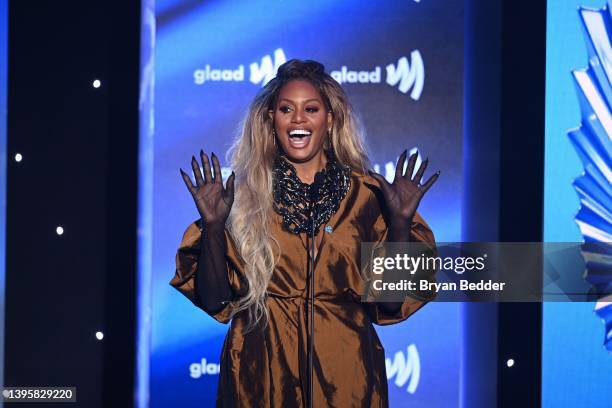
95, 331, 104, 340
506, 358, 515, 367
14, 153, 22, 162
92, 79, 101, 88
56, 226, 64, 235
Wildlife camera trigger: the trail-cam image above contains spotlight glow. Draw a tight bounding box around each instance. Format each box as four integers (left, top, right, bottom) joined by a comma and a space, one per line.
14, 153, 22, 162
92, 79, 101, 88
95, 331, 104, 340
506, 358, 515, 367
56, 226, 64, 235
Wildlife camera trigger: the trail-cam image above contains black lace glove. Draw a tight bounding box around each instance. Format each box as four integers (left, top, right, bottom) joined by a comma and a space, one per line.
369, 150, 440, 311
180, 150, 236, 314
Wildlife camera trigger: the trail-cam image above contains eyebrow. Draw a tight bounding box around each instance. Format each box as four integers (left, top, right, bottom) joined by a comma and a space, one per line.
278, 98, 323, 104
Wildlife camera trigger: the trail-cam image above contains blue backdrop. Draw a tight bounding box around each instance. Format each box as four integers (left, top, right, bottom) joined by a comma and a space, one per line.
144, 1, 464, 406
543, 1, 612, 407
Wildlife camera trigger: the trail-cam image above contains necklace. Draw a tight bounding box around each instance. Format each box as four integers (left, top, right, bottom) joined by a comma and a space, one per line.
272, 154, 351, 235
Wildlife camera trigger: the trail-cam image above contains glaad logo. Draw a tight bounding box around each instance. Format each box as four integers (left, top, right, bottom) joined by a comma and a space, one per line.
385, 344, 420, 394
386, 51, 424, 100
193, 65, 245, 84
189, 358, 220, 379
193, 48, 287, 86
193, 48, 425, 99
330, 52, 424, 100
250, 48, 287, 86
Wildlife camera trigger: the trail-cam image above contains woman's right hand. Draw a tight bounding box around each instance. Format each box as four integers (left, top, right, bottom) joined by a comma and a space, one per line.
180, 150, 235, 227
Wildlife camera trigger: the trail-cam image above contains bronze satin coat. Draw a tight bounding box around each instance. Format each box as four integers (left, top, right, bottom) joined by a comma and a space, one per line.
170, 172, 436, 407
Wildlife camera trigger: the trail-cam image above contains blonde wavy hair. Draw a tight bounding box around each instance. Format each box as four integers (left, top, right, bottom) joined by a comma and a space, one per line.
226, 59, 371, 332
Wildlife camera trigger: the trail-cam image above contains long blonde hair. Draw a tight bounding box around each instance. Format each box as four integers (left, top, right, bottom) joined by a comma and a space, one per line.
226, 59, 371, 332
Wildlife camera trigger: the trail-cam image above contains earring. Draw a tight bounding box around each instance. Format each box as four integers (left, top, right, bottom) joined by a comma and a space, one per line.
325, 129, 332, 150
272, 129, 277, 148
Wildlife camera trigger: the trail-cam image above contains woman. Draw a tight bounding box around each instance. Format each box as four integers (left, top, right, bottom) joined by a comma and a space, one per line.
170, 59, 439, 407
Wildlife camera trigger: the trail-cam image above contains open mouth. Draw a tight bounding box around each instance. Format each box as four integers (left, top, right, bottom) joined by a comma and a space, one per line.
287, 129, 312, 149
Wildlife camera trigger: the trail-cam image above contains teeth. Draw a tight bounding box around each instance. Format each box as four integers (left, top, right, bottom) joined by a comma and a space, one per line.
289, 129, 312, 136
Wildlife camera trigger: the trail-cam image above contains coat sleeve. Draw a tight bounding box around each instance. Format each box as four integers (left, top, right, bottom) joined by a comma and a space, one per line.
169, 219, 248, 324
365, 211, 438, 326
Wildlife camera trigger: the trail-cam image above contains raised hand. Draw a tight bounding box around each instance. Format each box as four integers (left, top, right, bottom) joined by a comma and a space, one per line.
180, 150, 235, 227
369, 150, 439, 225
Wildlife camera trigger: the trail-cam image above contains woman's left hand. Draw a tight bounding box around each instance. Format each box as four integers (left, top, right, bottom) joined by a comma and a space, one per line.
369, 150, 439, 226
369, 151, 439, 310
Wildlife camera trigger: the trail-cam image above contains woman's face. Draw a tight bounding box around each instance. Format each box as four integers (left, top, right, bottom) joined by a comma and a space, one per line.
271, 79, 332, 164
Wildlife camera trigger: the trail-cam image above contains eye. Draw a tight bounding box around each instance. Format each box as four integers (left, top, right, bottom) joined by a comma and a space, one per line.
305, 106, 319, 113
279, 105, 292, 114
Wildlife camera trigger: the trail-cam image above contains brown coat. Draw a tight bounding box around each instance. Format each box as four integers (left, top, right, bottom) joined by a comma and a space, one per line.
170, 171, 436, 407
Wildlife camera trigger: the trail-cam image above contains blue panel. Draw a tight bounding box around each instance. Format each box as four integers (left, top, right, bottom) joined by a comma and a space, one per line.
544, 1, 612, 407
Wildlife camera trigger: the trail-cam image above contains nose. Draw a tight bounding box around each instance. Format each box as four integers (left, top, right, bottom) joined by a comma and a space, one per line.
291, 109, 305, 124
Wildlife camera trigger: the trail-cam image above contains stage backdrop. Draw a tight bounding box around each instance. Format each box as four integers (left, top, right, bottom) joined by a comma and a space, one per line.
142, 1, 464, 407
543, 1, 612, 407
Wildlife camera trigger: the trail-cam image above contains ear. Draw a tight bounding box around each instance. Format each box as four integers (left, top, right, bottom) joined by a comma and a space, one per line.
268, 109, 274, 121
326, 111, 333, 131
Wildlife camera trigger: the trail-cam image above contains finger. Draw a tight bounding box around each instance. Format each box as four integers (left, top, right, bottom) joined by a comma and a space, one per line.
180, 168, 196, 194
413, 157, 429, 183
211, 152, 222, 183
420, 171, 440, 194
395, 149, 407, 181
200, 149, 213, 183
224, 171, 236, 206
191, 156, 205, 186
405, 152, 418, 179
369, 171, 393, 196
